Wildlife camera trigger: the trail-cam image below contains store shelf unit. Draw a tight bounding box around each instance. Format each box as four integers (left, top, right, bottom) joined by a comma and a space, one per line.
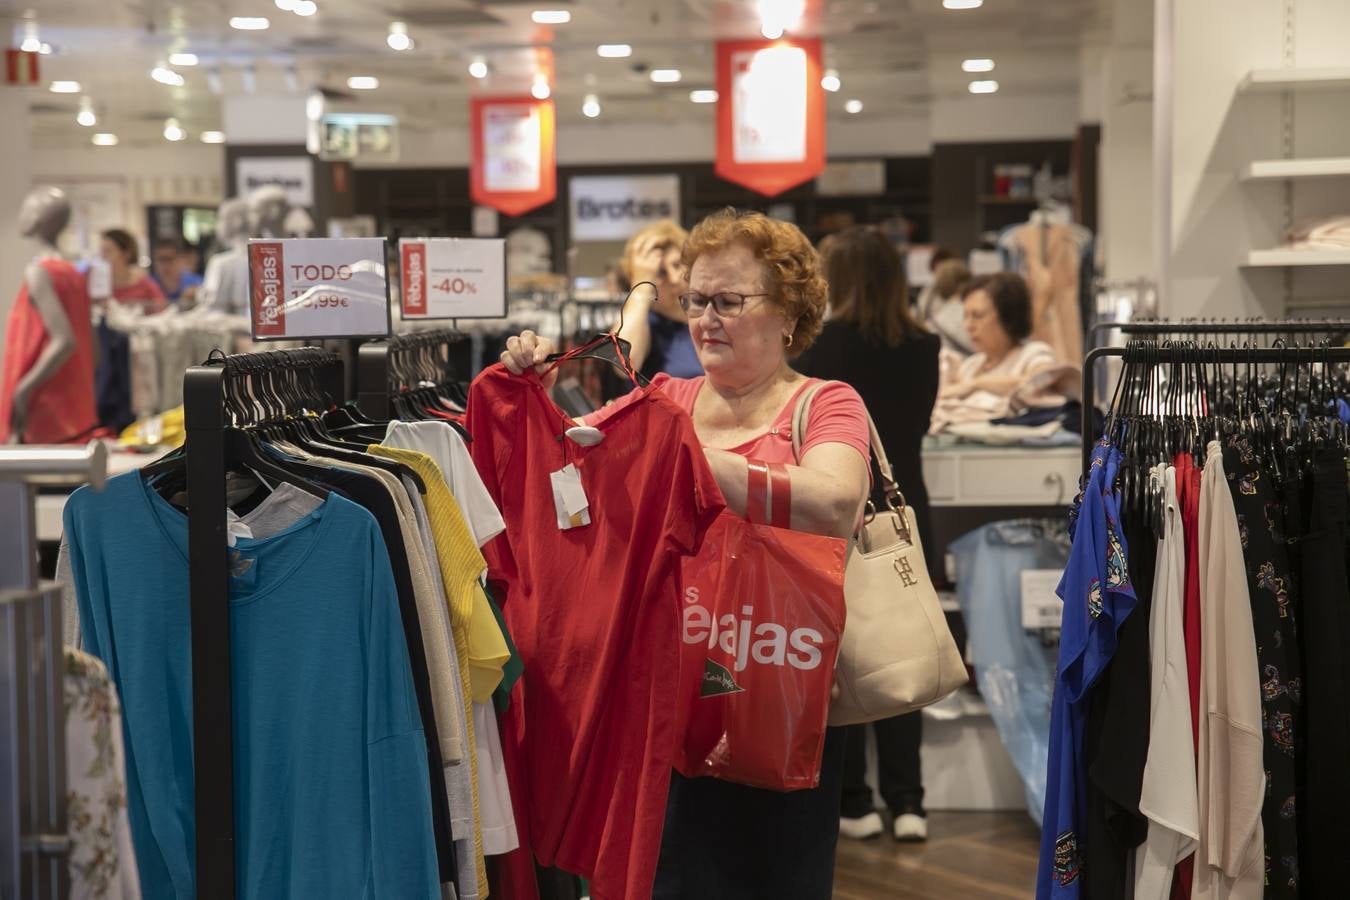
1237, 67, 1350, 93
1240, 157, 1350, 181
1242, 248, 1350, 268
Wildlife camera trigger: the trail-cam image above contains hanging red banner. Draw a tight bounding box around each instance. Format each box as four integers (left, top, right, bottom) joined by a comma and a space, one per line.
715, 38, 826, 197
471, 96, 557, 217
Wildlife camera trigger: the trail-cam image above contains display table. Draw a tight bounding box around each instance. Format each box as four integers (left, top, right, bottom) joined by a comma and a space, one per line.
922, 439, 1080, 508
35, 447, 159, 543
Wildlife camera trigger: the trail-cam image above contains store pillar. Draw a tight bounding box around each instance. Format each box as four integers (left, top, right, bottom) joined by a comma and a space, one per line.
0, 68, 34, 347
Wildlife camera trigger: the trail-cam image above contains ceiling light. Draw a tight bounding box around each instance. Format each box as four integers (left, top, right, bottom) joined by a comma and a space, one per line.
597, 44, 632, 58
201, 131, 226, 144
347, 75, 379, 90
275, 0, 298, 9
531, 74, 551, 100
821, 69, 841, 92
968, 79, 999, 94
757, 0, 804, 40
293, 1, 317, 16
229, 16, 270, 30
387, 22, 412, 51
76, 98, 96, 127
762, 22, 784, 39
468, 57, 488, 79
845, 98, 863, 114
962, 58, 995, 73
582, 93, 600, 118
92, 133, 119, 147
39, 43, 53, 55
163, 118, 186, 142
49, 80, 81, 93
151, 65, 186, 87
19, 23, 40, 54
531, 10, 571, 24
943, 0, 982, 8
689, 89, 718, 103
169, 52, 199, 67
650, 68, 682, 83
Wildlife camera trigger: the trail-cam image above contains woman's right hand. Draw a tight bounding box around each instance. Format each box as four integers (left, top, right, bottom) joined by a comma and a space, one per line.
500, 330, 559, 386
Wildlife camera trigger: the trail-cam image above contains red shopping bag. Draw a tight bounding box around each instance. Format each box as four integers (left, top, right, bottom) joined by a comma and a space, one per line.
673, 462, 848, 791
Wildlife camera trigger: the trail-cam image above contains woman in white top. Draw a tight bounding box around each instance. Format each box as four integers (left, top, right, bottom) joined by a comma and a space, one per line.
941, 272, 1056, 401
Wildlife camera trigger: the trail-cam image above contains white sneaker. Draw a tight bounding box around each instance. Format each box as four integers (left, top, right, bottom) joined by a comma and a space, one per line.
839, 811, 884, 840
894, 812, 928, 842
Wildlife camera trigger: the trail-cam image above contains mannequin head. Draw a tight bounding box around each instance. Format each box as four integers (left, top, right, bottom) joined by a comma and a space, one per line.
18, 185, 72, 247
247, 186, 290, 238
216, 197, 250, 249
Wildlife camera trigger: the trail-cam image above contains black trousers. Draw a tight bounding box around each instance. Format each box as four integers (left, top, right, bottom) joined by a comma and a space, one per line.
839, 712, 924, 819
652, 727, 846, 900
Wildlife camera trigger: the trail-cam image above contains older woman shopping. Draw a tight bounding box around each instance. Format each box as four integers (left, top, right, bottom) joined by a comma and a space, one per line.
500, 208, 872, 899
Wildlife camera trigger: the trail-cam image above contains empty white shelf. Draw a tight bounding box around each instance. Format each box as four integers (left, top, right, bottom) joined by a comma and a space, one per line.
1241, 158, 1350, 181
1238, 67, 1350, 93
1243, 248, 1350, 267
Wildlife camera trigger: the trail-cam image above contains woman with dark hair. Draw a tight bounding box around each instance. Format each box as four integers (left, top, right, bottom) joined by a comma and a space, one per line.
793, 225, 941, 843
100, 228, 167, 314
940, 272, 1055, 402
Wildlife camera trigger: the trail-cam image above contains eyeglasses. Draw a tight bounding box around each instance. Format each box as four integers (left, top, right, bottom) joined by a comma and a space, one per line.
678, 291, 771, 318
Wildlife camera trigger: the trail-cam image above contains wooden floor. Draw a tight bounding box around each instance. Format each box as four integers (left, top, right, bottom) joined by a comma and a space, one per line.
831, 811, 1040, 899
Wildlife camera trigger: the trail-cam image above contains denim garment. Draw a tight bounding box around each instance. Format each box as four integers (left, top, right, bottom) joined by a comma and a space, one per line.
949, 517, 1071, 824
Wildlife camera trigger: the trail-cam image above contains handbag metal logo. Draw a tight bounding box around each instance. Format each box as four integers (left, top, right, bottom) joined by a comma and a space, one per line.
893, 554, 918, 587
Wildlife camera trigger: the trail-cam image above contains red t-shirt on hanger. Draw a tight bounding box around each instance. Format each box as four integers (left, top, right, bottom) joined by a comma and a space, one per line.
466, 364, 724, 900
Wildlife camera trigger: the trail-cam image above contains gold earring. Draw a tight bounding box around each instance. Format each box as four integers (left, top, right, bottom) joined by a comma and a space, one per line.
784, 333, 794, 348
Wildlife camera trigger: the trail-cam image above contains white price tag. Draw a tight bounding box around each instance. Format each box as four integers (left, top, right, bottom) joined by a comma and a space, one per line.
550, 464, 591, 530
1020, 569, 1064, 630
247, 238, 391, 340
399, 238, 506, 320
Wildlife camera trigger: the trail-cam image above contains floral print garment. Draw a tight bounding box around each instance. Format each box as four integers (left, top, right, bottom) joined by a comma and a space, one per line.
65, 647, 141, 900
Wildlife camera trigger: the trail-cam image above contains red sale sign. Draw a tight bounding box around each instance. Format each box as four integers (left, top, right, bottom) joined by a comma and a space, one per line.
470, 96, 557, 217
251, 242, 286, 337
247, 238, 391, 340
715, 38, 826, 197
398, 238, 506, 319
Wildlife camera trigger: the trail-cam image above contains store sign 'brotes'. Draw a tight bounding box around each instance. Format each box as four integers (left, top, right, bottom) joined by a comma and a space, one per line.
569, 175, 681, 241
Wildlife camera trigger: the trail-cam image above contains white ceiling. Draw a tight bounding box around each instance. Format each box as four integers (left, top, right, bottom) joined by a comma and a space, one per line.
17, 0, 1112, 148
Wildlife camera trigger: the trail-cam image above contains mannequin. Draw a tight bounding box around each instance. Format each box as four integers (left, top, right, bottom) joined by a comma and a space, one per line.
248, 185, 290, 239
0, 186, 98, 443
200, 197, 251, 313
283, 206, 316, 238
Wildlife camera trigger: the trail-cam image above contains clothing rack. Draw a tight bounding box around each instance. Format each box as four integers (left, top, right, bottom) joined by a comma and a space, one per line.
181, 348, 345, 900
1086, 317, 1350, 346
356, 329, 464, 420
1080, 340, 1350, 476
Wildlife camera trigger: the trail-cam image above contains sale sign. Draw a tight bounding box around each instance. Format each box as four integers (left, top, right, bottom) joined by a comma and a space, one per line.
247, 238, 392, 340
399, 238, 506, 319
715, 38, 825, 197
471, 96, 557, 216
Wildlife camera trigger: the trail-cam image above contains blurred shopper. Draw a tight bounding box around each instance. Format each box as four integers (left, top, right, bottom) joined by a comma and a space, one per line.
101, 229, 167, 314
151, 238, 203, 305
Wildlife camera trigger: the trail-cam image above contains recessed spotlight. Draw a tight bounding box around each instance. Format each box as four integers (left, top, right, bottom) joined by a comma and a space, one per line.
531, 10, 571, 24
387, 22, 411, 51
468, 58, 488, 79
163, 118, 186, 142
845, 98, 863, 114
230, 16, 270, 30
49, 80, 81, 93
962, 58, 994, 73
968, 79, 999, 94
650, 68, 682, 83
151, 65, 185, 87
19, 26, 40, 54
943, 0, 982, 8
531, 74, 551, 100
689, 89, 718, 103
582, 93, 601, 118
92, 133, 119, 147
821, 69, 841, 92
201, 131, 226, 144
39, 43, 53, 55
597, 44, 632, 58
347, 75, 379, 90
169, 52, 199, 67
293, 0, 317, 16
76, 98, 96, 127
275, 0, 298, 10
762, 22, 784, 39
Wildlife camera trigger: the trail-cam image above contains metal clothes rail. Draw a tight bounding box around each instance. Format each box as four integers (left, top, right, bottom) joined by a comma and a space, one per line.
356, 329, 464, 420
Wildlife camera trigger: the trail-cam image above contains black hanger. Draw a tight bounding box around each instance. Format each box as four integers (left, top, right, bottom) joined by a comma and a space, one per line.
543, 281, 657, 388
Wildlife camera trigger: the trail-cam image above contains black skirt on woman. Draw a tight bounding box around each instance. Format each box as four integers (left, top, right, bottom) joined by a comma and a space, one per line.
651, 727, 846, 899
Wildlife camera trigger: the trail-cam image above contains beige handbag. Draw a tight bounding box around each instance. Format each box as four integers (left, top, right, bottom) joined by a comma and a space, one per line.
792, 382, 967, 727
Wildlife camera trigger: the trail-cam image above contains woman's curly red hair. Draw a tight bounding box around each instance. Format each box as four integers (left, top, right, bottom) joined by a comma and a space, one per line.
681, 208, 827, 356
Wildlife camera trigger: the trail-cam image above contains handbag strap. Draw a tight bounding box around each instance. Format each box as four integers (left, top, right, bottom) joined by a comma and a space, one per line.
790, 380, 907, 510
